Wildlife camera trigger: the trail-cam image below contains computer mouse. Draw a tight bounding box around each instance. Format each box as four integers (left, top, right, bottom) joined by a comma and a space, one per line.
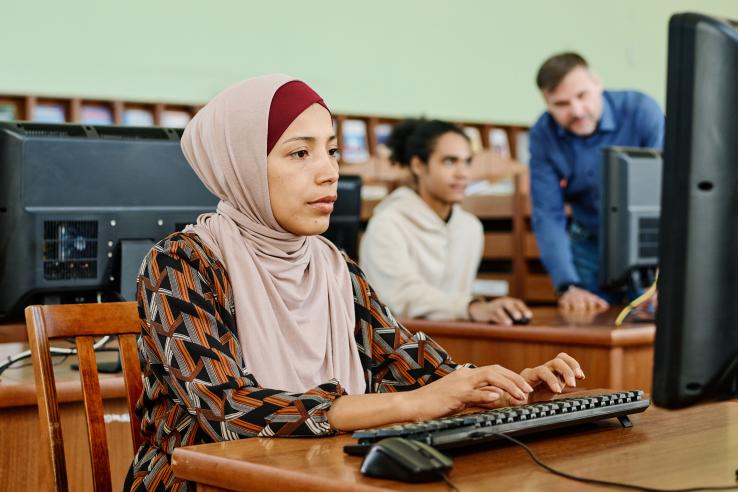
360, 437, 453, 483
504, 307, 531, 325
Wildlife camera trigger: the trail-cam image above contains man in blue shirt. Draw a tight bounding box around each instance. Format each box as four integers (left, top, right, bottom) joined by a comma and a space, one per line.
529, 52, 664, 310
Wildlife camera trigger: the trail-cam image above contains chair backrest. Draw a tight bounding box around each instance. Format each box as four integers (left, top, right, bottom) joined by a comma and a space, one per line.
25, 302, 143, 492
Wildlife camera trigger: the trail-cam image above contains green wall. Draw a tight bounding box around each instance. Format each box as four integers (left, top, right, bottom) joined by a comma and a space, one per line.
2, 1, 737, 124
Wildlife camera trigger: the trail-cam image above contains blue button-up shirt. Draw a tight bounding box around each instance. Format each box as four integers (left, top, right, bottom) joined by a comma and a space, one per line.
529, 90, 664, 289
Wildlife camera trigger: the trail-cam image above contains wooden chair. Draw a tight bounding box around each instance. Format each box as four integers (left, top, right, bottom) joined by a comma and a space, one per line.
25, 302, 144, 492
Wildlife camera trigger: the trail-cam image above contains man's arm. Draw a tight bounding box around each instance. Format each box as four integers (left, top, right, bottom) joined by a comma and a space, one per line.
529, 126, 580, 290
636, 94, 665, 149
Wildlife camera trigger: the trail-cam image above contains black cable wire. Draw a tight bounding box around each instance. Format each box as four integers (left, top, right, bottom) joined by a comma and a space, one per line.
440, 471, 460, 492
492, 432, 738, 492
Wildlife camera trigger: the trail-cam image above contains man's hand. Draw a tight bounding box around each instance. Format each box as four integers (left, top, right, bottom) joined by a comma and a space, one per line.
558, 286, 609, 311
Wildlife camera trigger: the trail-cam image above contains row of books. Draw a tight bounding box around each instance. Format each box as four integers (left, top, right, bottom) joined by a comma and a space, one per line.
0, 100, 530, 169
341, 118, 530, 166
0, 101, 192, 127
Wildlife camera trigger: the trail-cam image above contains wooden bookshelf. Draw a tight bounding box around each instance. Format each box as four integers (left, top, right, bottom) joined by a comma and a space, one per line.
0, 92, 555, 303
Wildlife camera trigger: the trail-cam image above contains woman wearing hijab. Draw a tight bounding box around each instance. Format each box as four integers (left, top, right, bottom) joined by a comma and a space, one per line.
124, 74, 584, 491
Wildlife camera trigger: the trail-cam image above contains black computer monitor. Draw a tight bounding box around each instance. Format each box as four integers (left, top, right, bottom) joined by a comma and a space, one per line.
653, 13, 738, 408
0, 122, 219, 319
598, 147, 662, 291
0, 122, 363, 320
321, 174, 362, 261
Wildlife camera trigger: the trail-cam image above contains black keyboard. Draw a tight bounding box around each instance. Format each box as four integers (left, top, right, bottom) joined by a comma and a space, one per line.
344, 390, 649, 456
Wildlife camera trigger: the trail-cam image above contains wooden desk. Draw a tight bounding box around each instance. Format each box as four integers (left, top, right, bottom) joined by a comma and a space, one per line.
0, 344, 134, 490
171, 401, 738, 491
402, 307, 655, 392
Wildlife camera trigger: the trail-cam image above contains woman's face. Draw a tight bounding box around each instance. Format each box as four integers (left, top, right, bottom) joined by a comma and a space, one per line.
267, 103, 340, 236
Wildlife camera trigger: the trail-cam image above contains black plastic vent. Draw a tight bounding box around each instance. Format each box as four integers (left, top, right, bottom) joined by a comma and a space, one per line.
43, 220, 98, 280
19, 123, 88, 138
638, 217, 659, 258
96, 125, 175, 140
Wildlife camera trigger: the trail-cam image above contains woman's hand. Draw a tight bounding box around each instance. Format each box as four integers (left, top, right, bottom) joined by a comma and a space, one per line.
517, 352, 585, 403
404, 365, 535, 421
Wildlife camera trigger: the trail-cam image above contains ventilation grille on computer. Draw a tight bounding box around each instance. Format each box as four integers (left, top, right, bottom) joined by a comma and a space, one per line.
638, 217, 659, 258
17, 123, 88, 138
96, 126, 174, 140
43, 220, 98, 280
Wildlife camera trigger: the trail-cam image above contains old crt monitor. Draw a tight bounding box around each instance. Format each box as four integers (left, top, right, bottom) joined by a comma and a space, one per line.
0, 122, 219, 319
598, 147, 661, 290
653, 13, 738, 408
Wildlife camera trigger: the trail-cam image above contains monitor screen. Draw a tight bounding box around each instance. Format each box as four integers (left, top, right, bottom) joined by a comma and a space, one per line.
598, 147, 661, 291
653, 13, 738, 408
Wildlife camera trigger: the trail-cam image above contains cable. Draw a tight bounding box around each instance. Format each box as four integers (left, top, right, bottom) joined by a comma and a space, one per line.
0, 290, 128, 376
615, 269, 659, 326
492, 432, 738, 492
440, 471, 460, 492
0, 336, 112, 376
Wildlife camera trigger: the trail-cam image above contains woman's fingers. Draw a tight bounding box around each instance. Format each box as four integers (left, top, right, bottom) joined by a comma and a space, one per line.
548, 357, 577, 387
472, 365, 533, 399
555, 352, 585, 379
528, 365, 564, 393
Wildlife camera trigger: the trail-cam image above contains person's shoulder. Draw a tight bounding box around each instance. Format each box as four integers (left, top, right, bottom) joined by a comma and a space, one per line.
343, 254, 370, 299
366, 196, 411, 229
452, 206, 483, 231
148, 231, 221, 271
530, 111, 555, 137
606, 90, 662, 114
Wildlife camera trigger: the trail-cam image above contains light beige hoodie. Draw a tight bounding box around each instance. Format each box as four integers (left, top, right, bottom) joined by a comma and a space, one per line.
359, 186, 484, 320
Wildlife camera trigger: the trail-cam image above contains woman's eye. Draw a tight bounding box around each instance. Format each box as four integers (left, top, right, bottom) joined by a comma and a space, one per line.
329, 148, 340, 158
291, 150, 309, 159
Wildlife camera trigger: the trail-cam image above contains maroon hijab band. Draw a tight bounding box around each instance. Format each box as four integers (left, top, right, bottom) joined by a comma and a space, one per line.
266, 80, 328, 155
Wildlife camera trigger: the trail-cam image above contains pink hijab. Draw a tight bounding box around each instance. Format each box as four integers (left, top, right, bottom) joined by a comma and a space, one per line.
180, 74, 365, 395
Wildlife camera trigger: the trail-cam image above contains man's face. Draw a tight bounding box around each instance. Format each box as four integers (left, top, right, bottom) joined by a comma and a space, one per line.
543, 66, 604, 137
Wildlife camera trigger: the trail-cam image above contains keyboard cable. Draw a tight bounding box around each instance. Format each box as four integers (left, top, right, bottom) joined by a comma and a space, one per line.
491, 432, 738, 492
441, 471, 460, 492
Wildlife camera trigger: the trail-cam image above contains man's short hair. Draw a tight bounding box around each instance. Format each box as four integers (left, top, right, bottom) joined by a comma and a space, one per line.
536, 52, 589, 92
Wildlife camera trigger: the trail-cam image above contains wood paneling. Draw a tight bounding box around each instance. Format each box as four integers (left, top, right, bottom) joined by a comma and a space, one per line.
402, 306, 655, 392
482, 232, 514, 259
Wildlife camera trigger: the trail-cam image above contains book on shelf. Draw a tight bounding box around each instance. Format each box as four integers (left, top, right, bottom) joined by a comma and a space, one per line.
373, 122, 393, 157
464, 126, 483, 153
0, 103, 16, 121
80, 105, 113, 125
515, 130, 530, 165
33, 102, 66, 123
341, 119, 369, 164
489, 128, 511, 159
123, 108, 155, 126
160, 109, 191, 128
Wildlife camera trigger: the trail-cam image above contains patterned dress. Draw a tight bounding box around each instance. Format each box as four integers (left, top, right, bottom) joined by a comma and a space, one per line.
123, 232, 464, 491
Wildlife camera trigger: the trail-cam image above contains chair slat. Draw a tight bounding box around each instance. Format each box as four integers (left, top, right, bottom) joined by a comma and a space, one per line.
76, 335, 113, 492
25, 305, 69, 492
119, 333, 145, 450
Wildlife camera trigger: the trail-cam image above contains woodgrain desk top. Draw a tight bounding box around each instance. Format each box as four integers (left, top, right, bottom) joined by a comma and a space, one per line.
0, 344, 126, 408
172, 401, 738, 491
401, 306, 655, 347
